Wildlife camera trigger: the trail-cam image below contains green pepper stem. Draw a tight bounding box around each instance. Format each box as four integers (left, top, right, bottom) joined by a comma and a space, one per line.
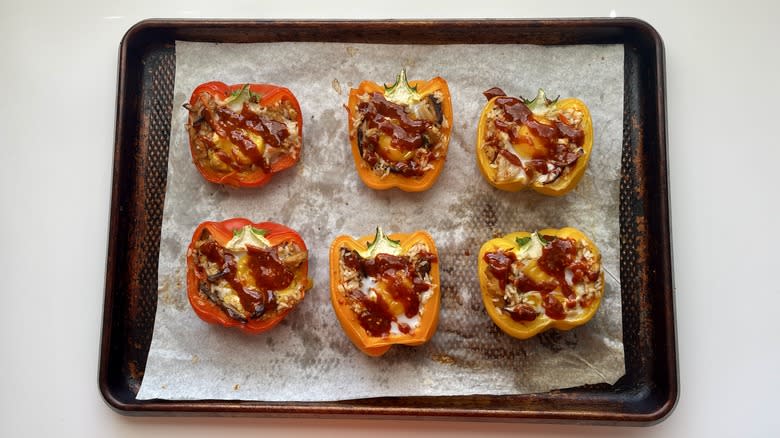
384, 68, 419, 104
363, 226, 402, 258
225, 84, 260, 110
523, 89, 559, 115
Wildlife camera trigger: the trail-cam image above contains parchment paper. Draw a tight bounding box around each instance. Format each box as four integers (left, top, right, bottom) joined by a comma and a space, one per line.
136, 41, 625, 401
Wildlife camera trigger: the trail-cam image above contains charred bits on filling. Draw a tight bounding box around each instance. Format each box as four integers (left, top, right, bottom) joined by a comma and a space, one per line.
194, 236, 304, 322
355, 92, 445, 177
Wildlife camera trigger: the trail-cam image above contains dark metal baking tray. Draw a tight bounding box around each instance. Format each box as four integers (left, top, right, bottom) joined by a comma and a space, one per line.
99, 19, 676, 424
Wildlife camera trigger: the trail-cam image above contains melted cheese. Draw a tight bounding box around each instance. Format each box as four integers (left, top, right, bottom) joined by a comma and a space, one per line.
210, 130, 266, 167
522, 259, 555, 284
378, 134, 413, 162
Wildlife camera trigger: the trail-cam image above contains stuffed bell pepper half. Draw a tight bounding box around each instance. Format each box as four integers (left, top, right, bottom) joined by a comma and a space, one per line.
186, 218, 312, 334
347, 69, 452, 192
330, 227, 441, 356
185, 82, 303, 188
476, 88, 593, 196
478, 228, 604, 339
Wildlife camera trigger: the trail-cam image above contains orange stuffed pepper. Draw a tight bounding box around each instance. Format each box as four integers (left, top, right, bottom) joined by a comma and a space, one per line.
329, 227, 440, 356
347, 69, 452, 192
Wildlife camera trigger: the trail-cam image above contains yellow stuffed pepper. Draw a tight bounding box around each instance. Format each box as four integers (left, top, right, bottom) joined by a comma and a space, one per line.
478, 227, 604, 339
476, 87, 593, 196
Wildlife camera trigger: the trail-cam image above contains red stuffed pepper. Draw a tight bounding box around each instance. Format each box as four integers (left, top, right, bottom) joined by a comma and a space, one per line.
186, 218, 311, 334
185, 82, 303, 188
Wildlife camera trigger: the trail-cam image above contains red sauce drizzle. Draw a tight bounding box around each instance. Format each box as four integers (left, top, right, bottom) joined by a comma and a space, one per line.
508, 304, 538, 322
493, 96, 584, 151
197, 239, 296, 320
356, 92, 436, 177
483, 249, 517, 289
483, 87, 507, 100
362, 253, 409, 277
239, 105, 290, 148
216, 106, 288, 173
568, 261, 600, 284
198, 135, 241, 170
513, 274, 557, 294
341, 249, 362, 271
352, 290, 393, 337
201, 101, 293, 173
542, 293, 566, 320
538, 237, 577, 298
228, 128, 266, 169
499, 149, 523, 167
483, 95, 584, 179
342, 249, 437, 336
358, 93, 428, 150
485, 237, 599, 321
485, 249, 559, 322
245, 245, 294, 290
199, 240, 244, 293
538, 238, 577, 275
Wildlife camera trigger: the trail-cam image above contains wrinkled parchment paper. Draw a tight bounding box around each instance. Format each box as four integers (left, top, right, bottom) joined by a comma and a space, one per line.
136, 41, 625, 401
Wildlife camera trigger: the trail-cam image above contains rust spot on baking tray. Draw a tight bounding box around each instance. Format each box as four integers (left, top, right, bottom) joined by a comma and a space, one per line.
431, 353, 456, 365
630, 114, 646, 199
635, 216, 649, 267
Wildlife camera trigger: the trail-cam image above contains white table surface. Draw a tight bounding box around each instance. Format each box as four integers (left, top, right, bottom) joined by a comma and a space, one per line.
2, 1, 778, 436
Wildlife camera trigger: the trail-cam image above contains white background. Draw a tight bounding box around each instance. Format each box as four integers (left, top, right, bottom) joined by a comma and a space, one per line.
1, 1, 778, 437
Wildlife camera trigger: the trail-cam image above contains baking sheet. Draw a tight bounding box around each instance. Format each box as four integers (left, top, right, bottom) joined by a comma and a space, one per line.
136, 41, 625, 401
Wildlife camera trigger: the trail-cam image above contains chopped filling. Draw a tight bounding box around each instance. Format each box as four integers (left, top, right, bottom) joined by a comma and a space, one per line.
192, 229, 307, 322
337, 243, 437, 337
483, 233, 602, 322
481, 89, 585, 185
186, 88, 300, 179
354, 91, 448, 178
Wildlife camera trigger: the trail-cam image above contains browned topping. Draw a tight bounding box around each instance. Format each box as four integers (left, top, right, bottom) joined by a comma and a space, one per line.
187, 92, 300, 176
338, 247, 437, 337
483, 236, 600, 322
193, 233, 306, 322
355, 92, 446, 178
